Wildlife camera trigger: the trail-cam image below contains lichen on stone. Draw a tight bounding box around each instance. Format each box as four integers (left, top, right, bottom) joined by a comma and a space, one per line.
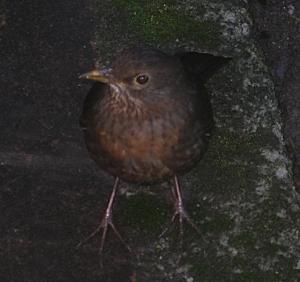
93, 0, 299, 280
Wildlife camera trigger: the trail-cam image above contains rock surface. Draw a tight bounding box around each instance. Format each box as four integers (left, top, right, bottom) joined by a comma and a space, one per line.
249, 0, 300, 189
1, 0, 299, 281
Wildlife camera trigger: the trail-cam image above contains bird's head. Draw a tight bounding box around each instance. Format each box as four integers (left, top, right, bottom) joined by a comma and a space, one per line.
80, 46, 187, 102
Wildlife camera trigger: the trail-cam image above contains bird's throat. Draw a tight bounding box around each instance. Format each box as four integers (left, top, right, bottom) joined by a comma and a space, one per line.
106, 86, 145, 119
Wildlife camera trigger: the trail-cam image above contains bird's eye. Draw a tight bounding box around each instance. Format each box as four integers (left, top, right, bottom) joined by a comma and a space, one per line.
136, 74, 149, 85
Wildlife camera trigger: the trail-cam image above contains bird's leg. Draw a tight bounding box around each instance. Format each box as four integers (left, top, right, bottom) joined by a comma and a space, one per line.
171, 176, 202, 238
77, 177, 131, 253
159, 176, 203, 242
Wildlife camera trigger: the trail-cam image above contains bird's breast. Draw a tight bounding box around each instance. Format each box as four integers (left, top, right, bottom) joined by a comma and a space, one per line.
84, 95, 207, 183
100, 114, 179, 163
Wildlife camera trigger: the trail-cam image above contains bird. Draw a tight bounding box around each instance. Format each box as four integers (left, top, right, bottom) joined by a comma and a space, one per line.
79, 46, 230, 252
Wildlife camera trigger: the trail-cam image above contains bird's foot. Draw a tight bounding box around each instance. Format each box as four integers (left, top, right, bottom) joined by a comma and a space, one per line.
76, 178, 131, 253
159, 199, 203, 244
160, 176, 206, 245
173, 199, 202, 237
76, 212, 131, 254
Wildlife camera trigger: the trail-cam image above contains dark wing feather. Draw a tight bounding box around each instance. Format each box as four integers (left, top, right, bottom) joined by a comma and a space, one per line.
163, 52, 231, 174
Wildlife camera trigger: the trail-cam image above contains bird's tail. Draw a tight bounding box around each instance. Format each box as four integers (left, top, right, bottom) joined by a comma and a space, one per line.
176, 52, 231, 84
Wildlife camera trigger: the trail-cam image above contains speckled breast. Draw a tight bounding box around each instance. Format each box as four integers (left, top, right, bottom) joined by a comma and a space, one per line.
84, 105, 207, 184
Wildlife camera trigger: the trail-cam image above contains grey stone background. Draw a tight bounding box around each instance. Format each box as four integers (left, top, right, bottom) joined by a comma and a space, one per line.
1, 0, 300, 281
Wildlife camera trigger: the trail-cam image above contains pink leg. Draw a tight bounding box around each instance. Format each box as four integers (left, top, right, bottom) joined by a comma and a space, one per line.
172, 176, 202, 237
160, 176, 202, 241
77, 177, 131, 253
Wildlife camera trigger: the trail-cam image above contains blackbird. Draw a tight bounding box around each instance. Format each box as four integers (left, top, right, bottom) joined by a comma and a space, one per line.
79, 46, 230, 252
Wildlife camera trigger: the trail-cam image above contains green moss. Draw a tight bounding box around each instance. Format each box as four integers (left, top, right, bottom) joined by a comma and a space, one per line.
0, 0, 5, 30
119, 193, 167, 234
202, 213, 234, 233
231, 232, 257, 248
233, 271, 280, 281
112, 0, 220, 45
193, 129, 263, 197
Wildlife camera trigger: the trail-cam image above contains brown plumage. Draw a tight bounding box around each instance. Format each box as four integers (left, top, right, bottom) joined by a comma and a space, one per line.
79, 46, 230, 252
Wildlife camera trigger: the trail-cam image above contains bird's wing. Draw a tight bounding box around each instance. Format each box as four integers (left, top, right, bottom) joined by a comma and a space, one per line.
79, 82, 106, 129
162, 52, 231, 174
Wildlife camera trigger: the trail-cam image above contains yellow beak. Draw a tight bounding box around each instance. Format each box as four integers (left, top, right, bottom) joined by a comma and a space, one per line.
79, 69, 111, 83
